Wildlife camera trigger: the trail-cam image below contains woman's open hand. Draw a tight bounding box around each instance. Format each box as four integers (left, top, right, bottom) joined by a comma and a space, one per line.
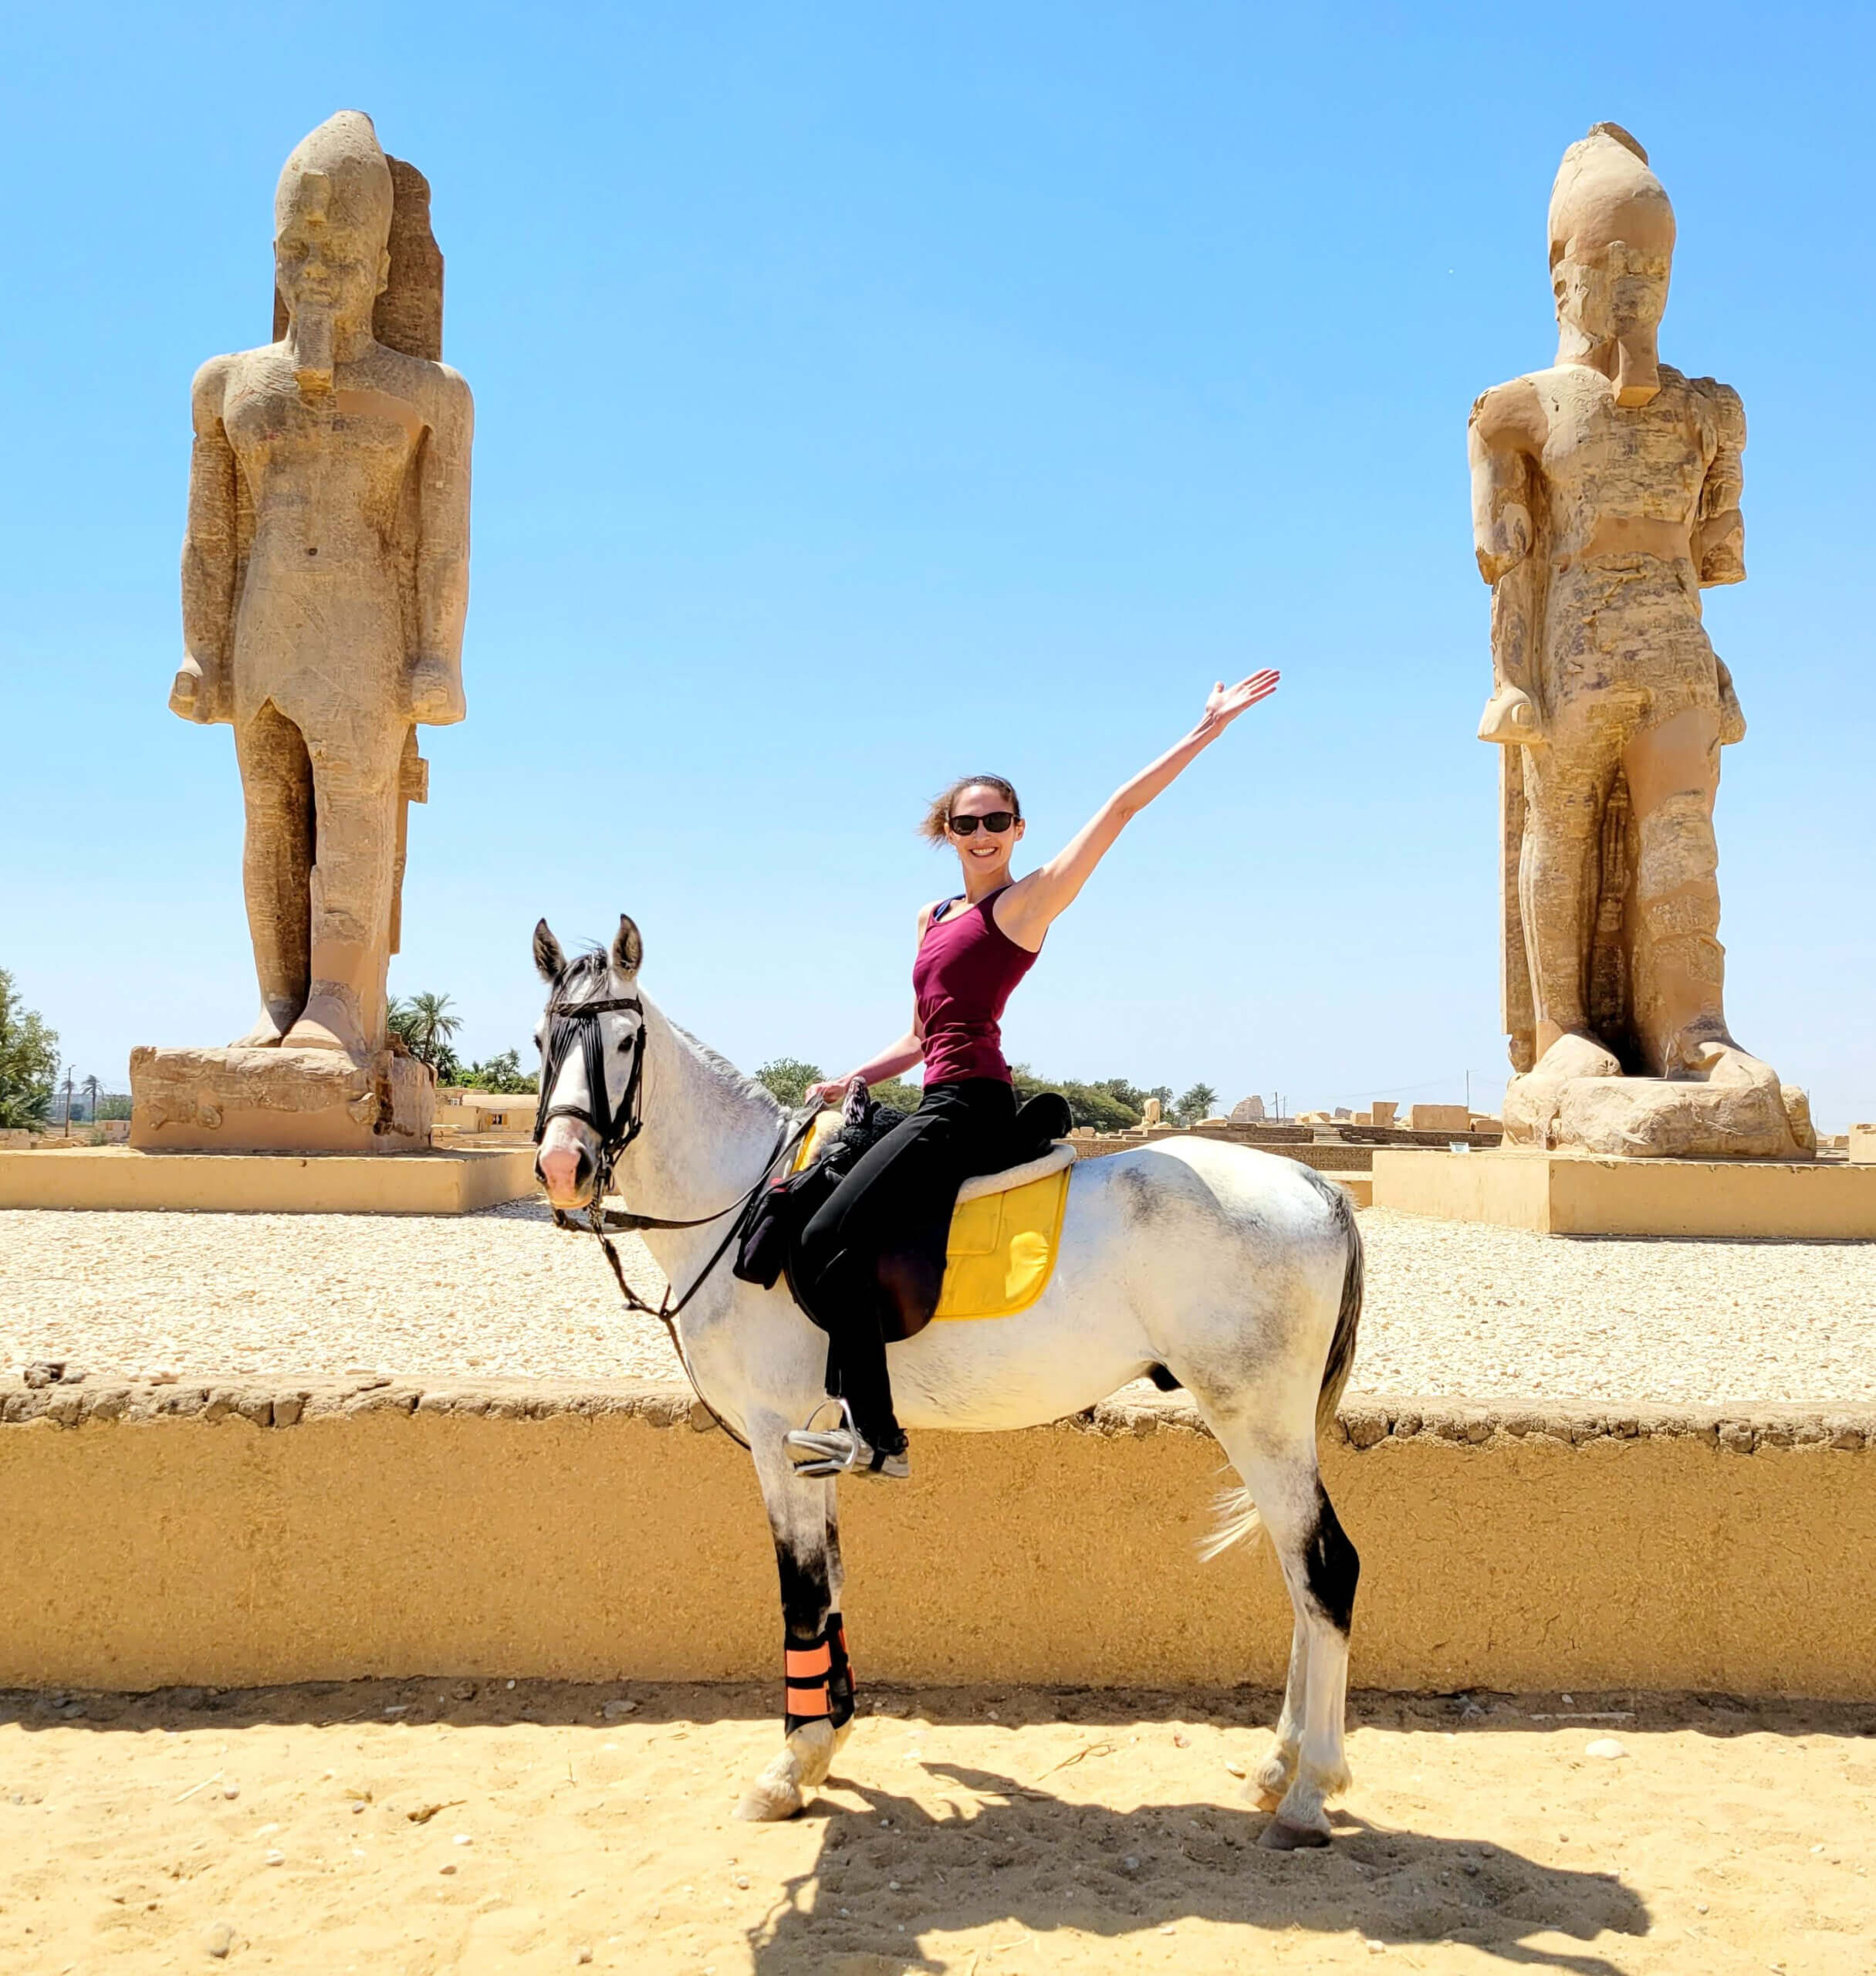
805, 1077, 855, 1107
1202, 669, 1280, 733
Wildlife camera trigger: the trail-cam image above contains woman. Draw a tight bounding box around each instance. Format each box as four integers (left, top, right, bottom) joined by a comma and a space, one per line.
786, 669, 1281, 1480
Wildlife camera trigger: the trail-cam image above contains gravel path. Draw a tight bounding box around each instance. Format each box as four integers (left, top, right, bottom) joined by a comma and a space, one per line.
3, 1203, 1872, 1406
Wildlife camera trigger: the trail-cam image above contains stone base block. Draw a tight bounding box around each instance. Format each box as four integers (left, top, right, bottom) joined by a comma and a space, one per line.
0, 1145, 538, 1215
130, 1045, 433, 1155
1503, 1067, 1812, 1160
1371, 1147, 1876, 1238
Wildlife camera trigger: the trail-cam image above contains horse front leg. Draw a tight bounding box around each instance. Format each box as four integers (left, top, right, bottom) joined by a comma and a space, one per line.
735, 1434, 853, 1822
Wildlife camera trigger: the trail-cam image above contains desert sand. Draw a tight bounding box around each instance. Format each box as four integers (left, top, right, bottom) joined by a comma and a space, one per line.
3, 1681, 1871, 1974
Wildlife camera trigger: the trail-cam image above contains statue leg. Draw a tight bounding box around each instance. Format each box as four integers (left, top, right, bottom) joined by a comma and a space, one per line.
1621, 705, 1745, 1077
282, 724, 404, 1061
230, 701, 314, 1048
1516, 730, 1624, 1078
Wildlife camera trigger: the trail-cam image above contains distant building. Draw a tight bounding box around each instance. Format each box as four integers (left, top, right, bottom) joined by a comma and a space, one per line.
436, 1090, 540, 1133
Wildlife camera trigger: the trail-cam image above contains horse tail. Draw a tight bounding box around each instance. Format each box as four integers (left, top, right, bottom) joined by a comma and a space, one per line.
1198, 1168, 1364, 1562
1196, 1479, 1262, 1563
1310, 1168, 1365, 1440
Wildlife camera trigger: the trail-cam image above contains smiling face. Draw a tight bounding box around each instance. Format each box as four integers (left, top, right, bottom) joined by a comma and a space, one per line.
946, 782, 1026, 887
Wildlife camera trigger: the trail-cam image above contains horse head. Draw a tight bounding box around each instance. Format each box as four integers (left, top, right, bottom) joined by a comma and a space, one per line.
532, 912, 646, 1210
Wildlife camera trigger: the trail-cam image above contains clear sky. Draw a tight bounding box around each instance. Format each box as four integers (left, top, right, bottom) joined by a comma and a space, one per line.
4, 2, 1872, 1126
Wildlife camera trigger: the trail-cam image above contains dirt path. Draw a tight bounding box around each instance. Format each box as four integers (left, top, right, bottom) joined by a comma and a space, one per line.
3, 1683, 1872, 1973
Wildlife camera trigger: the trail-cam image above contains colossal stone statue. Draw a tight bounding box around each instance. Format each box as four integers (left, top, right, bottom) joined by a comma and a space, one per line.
1469, 124, 1811, 1159
130, 111, 472, 1153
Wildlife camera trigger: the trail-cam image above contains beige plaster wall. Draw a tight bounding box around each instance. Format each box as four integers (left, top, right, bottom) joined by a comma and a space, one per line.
2, 1382, 1871, 1698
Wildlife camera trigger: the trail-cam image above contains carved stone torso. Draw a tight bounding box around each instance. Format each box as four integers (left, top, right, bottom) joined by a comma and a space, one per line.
1505, 363, 1732, 717
1533, 363, 1723, 555
218, 340, 447, 729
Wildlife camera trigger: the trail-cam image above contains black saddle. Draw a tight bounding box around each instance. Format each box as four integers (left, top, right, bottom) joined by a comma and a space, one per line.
732, 1088, 1073, 1341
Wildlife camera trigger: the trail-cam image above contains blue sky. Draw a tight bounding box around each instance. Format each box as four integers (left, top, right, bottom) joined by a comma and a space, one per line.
4, 2, 1872, 1125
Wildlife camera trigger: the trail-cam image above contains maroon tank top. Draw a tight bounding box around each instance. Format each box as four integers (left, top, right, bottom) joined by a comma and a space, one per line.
913, 887, 1039, 1085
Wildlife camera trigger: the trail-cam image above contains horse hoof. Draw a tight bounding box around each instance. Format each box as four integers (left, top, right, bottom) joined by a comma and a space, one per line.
1259, 1818, 1330, 1852
1252, 1787, 1284, 1814
734, 1779, 804, 1822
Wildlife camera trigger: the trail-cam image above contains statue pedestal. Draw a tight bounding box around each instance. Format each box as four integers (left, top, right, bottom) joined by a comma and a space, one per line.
1371, 1148, 1876, 1240
130, 1045, 433, 1155
0, 1144, 536, 1214
1503, 1070, 1811, 1162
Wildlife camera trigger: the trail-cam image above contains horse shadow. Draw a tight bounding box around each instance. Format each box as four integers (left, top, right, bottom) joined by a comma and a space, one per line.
745, 1759, 1650, 1974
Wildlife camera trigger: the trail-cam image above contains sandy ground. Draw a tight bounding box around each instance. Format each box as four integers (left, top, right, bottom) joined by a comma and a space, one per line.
2, 1682, 1871, 1974
5, 1200, 1875, 1405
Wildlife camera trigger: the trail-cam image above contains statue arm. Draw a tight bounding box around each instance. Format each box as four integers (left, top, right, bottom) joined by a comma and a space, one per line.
408, 366, 473, 726
173, 357, 238, 724
1469, 383, 1546, 743
1469, 383, 1541, 584
1695, 381, 1746, 588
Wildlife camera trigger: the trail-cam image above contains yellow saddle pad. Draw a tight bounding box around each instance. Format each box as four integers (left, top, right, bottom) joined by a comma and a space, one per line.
791, 1112, 1073, 1321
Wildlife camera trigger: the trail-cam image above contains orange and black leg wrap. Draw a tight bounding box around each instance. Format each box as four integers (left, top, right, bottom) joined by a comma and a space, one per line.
783, 1613, 855, 1735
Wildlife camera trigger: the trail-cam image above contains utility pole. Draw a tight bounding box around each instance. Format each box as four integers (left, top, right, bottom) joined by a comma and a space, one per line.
61, 1070, 75, 1135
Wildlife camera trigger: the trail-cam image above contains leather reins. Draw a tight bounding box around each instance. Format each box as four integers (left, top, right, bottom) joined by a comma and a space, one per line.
534, 986, 818, 1449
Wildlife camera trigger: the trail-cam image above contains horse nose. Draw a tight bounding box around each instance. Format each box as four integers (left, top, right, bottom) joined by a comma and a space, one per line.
538, 1142, 592, 1204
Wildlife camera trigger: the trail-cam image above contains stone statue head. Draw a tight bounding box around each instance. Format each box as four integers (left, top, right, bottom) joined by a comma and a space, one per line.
1548, 123, 1675, 407
273, 111, 394, 391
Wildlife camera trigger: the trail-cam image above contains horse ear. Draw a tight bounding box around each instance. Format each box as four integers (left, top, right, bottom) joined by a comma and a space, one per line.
612, 915, 644, 977
533, 919, 565, 983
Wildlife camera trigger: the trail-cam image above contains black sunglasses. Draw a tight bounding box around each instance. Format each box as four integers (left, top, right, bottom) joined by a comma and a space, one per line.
948, 810, 1016, 836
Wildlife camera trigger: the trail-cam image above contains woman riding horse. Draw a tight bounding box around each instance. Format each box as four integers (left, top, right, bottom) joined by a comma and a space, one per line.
785, 668, 1281, 1481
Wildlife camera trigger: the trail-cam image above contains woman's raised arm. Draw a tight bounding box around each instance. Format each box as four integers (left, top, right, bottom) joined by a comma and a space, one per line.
995, 671, 1279, 950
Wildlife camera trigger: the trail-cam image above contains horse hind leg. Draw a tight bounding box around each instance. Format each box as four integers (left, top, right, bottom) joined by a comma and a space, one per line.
1262, 1476, 1358, 1848
1254, 1624, 1309, 1812
1210, 1430, 1360, 1848
736, 1445, 854, 1822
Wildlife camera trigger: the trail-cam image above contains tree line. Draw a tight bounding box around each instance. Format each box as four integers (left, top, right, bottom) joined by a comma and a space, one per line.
754, 1056, 1219, 1130
6, 973, 1225, 1132
0, 969, 60, 1128
387, 992, 539, 1091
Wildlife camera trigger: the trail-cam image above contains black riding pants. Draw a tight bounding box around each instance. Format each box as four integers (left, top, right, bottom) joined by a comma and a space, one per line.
793, 1078, 1017, 1452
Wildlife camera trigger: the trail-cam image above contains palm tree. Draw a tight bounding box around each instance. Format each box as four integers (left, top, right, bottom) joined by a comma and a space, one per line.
1174, 1081, 1221, 1126
388, 992, 463, 1071
82, 1073, 101, 1125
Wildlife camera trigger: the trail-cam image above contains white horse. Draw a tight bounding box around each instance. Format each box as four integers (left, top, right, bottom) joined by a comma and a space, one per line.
532, 914, 1364, 1848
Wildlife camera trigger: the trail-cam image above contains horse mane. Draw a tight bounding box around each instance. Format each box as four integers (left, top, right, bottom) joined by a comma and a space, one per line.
554, 947, 785, 1122
557, 948, 613, 992
670, 1022, 788, 1122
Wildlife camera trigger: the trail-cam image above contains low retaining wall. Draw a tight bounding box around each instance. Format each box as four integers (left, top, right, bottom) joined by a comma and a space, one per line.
0, 1145, 537, 1214
1372, 1146, 1876, 1237
3, 1379, 1872, 1697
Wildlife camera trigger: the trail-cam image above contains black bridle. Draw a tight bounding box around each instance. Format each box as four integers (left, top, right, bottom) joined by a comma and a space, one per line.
534, 984, 816, 1449
533, 992, 649, 1203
